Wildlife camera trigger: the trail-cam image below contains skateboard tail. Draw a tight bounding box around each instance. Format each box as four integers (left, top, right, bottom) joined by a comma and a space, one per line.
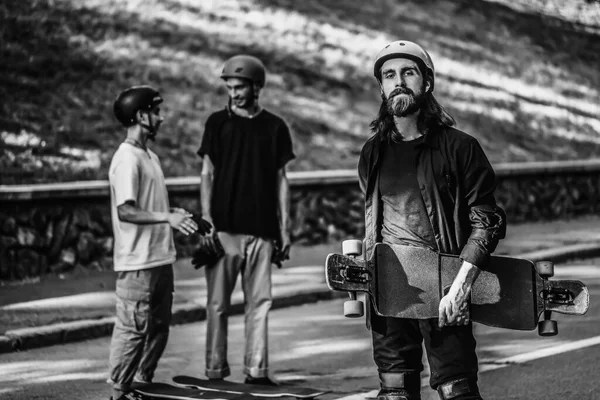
542, 279, 590, 315
325, 253, 372, 293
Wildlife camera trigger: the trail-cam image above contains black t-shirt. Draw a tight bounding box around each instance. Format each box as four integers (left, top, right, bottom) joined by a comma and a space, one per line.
197, 107, 295, 240
379, 136, 437, 250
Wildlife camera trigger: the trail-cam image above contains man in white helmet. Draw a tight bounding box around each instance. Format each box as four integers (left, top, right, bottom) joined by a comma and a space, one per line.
358, 41, 507, 400
196, 55, 295, 385
108, 86, 212, 400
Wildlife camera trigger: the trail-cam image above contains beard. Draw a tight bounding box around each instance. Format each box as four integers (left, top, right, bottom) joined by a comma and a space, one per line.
385, 87, 425, 117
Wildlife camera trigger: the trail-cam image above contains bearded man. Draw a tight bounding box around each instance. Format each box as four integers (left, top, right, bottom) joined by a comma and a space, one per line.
358, 41, 507, 400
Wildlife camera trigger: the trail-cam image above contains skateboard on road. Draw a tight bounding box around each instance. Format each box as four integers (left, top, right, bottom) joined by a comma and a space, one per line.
172, 375, 330, 399
325, 240, 590, 336
132, 382, 258, 399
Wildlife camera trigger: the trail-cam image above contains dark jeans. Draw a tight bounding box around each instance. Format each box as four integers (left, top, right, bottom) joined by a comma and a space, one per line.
371, 312, 479, 391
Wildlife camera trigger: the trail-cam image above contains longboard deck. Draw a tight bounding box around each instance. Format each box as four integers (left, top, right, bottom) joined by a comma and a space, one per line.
172, 375, 330, 398
326, 242, 589, 331
132, 382, 253, 400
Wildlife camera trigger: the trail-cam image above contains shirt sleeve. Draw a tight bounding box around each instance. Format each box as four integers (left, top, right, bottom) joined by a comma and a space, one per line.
276, 121, 295, 169
110, 157, 139, 207
458, 138, 507, 267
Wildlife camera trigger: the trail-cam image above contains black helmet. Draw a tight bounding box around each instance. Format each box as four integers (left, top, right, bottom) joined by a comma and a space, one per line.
220, 55, 266, 87
113, 86, 163, 127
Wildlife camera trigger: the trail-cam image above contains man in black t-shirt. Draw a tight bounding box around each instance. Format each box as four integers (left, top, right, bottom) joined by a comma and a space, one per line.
197, 55, 295, 386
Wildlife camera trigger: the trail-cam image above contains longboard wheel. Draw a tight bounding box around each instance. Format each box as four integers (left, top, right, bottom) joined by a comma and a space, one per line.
535, 261, 554, 278
342, 240, 363, 256
538, 319, 558, 336
344, 299, 364, 318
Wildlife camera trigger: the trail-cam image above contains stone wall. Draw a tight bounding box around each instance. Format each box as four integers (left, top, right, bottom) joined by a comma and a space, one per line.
0, 199, 114, 280
2, 161, 600, 281
496, 174, 600, 221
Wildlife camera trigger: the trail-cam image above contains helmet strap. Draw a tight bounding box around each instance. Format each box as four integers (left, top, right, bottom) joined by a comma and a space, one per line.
138, 110, 157, 137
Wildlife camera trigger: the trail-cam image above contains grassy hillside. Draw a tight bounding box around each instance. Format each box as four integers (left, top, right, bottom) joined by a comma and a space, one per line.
1, 0, 599, 184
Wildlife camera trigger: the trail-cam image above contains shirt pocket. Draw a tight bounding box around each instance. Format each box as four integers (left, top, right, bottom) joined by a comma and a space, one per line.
116, 296, 150, 334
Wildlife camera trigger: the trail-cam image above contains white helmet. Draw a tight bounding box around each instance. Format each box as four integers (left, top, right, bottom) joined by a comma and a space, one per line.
373, 40, 435, 91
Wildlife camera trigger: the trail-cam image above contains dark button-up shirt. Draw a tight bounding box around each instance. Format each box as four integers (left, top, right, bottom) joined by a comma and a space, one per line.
358, 125, 506, 268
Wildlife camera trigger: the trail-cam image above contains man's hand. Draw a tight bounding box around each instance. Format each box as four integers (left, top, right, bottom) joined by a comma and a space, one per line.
170, 207, 190, 216
192, 214, 213, 236
167, 208, 199, 235
438, 260, 480, 328
272, 233, 291, 268
280, 232, 291, 260
199, 215, 215, 236
169, 208, 213, 236
438, 286, 471, 328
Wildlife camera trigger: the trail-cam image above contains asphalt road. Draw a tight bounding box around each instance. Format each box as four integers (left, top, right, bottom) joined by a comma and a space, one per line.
0, 261, 599, 400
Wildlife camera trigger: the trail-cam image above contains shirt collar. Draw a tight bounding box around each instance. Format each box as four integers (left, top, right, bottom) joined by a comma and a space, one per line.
376, 126, 440, 149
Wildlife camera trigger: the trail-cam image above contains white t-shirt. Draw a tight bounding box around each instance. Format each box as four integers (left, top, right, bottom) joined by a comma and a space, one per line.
108, 143, 176, 271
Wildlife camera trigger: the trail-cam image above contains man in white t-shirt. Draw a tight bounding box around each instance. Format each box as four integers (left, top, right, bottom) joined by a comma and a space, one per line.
107, 86, 212, 400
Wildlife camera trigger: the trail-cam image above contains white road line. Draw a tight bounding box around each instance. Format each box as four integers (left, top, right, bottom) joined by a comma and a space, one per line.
479, 335, 600, 372
333, 335, 600, 400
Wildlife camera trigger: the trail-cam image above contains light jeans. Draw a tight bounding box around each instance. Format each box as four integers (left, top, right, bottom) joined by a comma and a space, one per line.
204, 232, 273, 379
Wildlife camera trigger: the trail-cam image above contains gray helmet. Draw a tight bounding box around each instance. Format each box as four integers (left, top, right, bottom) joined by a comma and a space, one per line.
220, 55, 266, 87
113, 86, 163, 127
373, 40, 435, 91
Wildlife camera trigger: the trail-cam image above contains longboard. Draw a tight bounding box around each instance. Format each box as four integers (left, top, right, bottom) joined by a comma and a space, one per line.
325, 242, 589, 335
132, 382, 256, 400
172, 375, 330, 399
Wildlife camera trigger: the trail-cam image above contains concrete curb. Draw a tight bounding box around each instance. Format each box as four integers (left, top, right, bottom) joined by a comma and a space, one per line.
1, 244, 598, 354
1, 317, 115, 353
0, 288, 347, 354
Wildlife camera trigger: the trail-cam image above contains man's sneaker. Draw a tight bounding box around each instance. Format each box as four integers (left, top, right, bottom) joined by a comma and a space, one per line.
376, 388, 412, 400
244, 376, 278, 386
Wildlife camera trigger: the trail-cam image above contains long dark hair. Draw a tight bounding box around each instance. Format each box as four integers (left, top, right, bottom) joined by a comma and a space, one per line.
369, 83, 455, 140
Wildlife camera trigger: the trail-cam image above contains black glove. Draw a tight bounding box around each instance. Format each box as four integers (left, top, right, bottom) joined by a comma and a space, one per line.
191, 214, 213, 236
271, 241, 291, 268
191, 233, 225, 269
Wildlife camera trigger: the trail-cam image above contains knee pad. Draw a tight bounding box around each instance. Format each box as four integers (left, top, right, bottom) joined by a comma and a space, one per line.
379, 371, 421, 399
437, 377, 481, 400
